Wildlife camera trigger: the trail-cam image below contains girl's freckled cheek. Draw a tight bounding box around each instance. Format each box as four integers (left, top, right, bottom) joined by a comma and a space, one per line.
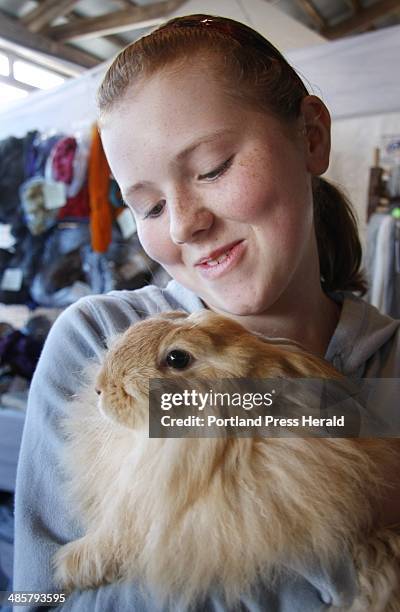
229, 164, 273, 221
230, 148, 273, 214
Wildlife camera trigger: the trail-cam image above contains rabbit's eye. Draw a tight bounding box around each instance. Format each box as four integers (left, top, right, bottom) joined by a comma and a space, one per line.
165, 349, 192, 370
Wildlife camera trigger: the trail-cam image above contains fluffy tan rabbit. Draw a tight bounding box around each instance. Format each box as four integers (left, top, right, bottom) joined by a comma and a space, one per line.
53, 310, 400, 611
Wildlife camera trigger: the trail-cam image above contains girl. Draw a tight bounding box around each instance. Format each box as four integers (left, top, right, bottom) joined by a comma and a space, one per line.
13, 14, 400, 611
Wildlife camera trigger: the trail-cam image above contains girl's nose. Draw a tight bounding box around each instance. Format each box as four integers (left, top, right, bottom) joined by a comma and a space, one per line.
169, 192, 214, 245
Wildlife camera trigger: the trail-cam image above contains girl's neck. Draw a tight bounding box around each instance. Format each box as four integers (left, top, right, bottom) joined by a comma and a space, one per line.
209, 288, 341, 358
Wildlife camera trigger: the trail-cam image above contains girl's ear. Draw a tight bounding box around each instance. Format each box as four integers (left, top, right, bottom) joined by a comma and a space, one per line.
300, 95, 331, 176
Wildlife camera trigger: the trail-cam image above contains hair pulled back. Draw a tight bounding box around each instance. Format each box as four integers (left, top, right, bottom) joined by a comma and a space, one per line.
98, 14, 366, 295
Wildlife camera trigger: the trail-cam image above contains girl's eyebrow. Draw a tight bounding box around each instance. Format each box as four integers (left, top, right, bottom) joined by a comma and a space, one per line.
175, 128, 235, 161
124, 128, 235, 198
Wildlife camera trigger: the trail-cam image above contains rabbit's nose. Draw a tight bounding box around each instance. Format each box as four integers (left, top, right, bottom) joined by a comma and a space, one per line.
95, 388, 102, 396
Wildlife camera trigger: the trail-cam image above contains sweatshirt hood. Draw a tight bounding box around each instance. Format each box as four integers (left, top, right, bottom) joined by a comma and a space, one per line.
325, 292, 400, 377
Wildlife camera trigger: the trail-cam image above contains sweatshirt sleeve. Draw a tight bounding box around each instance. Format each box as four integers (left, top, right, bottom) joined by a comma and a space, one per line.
12, 296, 159, 611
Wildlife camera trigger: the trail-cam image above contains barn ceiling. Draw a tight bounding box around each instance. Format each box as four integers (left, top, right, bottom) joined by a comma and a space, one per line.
0, 0, 399, 75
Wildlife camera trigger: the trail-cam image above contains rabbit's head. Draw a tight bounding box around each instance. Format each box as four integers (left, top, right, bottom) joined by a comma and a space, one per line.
95, 310, 339, 428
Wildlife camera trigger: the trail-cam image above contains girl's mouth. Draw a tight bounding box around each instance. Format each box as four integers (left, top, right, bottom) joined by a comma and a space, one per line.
195, 240, 246, 279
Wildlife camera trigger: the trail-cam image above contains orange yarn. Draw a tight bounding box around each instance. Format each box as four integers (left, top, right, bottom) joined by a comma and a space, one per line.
88, 125, 112, 253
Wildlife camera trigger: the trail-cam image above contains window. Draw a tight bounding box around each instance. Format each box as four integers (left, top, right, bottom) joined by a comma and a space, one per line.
13, 60, 65, 90
0, 83, 28, 109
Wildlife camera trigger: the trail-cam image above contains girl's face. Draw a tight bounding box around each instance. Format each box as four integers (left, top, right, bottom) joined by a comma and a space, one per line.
101, 61, 329, 316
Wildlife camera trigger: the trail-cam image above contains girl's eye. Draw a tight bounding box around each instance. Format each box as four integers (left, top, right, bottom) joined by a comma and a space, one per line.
144, 199, 166, 219
198, 156, 234, 181
141, 157, 234, 219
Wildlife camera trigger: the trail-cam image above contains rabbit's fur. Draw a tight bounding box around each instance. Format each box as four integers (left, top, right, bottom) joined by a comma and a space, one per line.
54, 310, 400, 610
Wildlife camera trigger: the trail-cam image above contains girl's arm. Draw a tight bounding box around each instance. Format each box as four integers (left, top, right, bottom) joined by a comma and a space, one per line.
13, 298, 153, 611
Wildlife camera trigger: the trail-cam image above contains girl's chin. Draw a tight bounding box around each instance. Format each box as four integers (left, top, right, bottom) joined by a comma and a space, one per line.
202, 295, 270, 318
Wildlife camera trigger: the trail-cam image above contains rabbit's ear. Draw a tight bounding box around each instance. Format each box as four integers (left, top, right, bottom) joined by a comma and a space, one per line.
104, 330, 126, 351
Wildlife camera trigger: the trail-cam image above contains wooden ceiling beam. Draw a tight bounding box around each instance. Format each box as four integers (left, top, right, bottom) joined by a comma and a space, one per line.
115, 0, 138, 7
21, 0, 81, 33
0, 11, 100, 68
294, 0, 327, 31
66, 10, 127, 49
343, 0, 362, 13
45, 0, 186, 41
323, 0, 400, 39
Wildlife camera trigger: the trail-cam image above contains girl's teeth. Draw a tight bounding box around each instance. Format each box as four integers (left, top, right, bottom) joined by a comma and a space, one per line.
206, 252, 229, 266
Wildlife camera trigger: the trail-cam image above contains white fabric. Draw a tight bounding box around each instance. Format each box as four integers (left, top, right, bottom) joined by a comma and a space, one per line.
370, 215, 394, 312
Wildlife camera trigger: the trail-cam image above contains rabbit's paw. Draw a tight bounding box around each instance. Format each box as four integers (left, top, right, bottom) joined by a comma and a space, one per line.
53, 537, 108, 591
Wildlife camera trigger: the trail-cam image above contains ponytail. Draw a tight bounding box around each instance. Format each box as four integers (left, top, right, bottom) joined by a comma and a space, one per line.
313, 177, 367, 295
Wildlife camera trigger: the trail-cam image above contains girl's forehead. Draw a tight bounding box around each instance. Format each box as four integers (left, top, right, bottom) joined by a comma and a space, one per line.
102, 67, 248, 152
100, 63, 295, 190
125, 61, 229, 114
102, 52, 292, 145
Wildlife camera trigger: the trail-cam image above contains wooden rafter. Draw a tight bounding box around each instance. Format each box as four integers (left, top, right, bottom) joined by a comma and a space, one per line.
294, 0, 327, 31
0, 38, 83, 76
115, 0, 138, 7
343, 0, 362, 13
66, 10, 127, 49
323, 0, 400, 38
21, 0, 81, 33
45, 0, 186, 42
0, 11, 100, 68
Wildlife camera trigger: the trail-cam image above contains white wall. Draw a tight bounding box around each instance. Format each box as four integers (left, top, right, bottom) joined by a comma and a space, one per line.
327, 111, 400, 242
0, 63, 104, 139
287, 25, 400, 120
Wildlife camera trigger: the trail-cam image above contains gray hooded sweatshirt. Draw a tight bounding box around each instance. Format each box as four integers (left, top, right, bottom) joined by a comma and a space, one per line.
13, 280, 400, 611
